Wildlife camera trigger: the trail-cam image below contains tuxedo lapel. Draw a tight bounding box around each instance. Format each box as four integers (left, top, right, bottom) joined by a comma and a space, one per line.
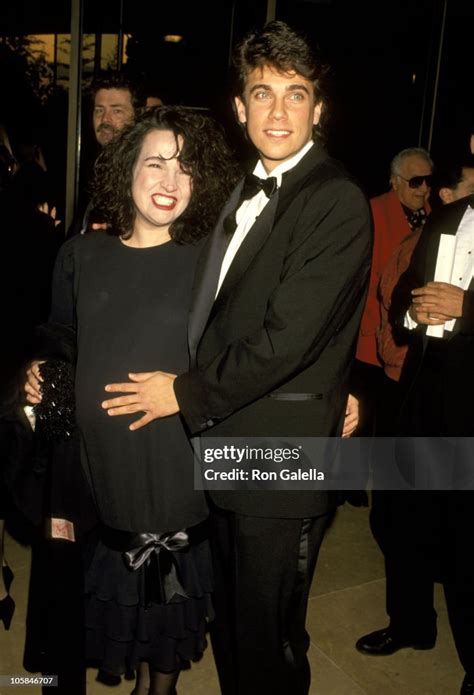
188, 142, 332, 360
187, 181, 244, 363
274, 141, 328, 220
425, 196, 474, 283
211, 145, 330, 312
212, 190, 279, 311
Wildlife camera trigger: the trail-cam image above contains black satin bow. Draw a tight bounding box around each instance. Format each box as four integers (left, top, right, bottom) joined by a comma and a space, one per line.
123, 531, 189, 605
241, 173, 278, 201
224, 174, 278, 235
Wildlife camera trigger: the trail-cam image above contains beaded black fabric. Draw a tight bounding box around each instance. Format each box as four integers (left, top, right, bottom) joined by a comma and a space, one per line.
33, 360, 76, 441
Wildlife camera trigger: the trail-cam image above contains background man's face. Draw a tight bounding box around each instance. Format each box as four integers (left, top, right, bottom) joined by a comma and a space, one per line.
440, 167, 474, 204
146, 96, 163, 109
93, 88, 135, 147
391, 154, 432, 211
454, 167, 474, 199
234, 65, 321, 173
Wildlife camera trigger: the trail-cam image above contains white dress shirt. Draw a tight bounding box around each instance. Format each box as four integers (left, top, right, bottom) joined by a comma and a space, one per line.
404, 204, 474, 333
215, 140, 314, 296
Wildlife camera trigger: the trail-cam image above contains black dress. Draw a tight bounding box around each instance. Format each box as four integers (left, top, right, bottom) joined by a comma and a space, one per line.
50, 232, 212, 676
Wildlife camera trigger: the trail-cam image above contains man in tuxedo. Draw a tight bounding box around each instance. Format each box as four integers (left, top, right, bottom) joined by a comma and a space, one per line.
101, 21, 371, 695
356, 160, 474, 695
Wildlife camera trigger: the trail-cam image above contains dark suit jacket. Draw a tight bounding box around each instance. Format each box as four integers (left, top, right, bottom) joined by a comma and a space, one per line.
391, 194, 474, 436
174, 142, 372, 517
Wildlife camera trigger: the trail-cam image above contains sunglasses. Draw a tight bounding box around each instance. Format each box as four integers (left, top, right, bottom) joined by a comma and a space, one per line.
398, 174, 434, 189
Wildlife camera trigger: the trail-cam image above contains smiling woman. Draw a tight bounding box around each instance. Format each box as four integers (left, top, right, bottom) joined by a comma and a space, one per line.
92, 107, 237, 244
129, 130, 192, 246
29, 107, 240, 695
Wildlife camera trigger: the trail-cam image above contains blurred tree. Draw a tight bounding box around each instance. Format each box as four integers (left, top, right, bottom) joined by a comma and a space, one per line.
1, 35, 54, 103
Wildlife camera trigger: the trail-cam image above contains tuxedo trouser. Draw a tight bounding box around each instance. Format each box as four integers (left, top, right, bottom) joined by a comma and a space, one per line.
371, 490, 474, 673
371, 338, 474, 672
370, 491, 439, 642
209, 506, 328, 695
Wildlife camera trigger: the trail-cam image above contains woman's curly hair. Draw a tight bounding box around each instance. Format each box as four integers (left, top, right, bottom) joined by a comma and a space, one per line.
91, 106, 241, 243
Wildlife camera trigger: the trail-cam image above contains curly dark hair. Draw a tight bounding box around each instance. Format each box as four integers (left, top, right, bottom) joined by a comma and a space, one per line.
231, 21, 330, 141
89, 70, 145, 112
91, 107, 241, 243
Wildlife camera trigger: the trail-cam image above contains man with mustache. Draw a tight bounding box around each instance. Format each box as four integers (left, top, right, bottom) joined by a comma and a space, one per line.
68, 72, 144, 237
91, 72, 139, 147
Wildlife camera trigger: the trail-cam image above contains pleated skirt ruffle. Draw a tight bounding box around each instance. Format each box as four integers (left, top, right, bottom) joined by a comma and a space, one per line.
84, 532, 214, 676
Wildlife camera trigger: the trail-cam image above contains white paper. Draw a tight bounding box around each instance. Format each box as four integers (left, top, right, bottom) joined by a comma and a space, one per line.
427, 234, 457, 338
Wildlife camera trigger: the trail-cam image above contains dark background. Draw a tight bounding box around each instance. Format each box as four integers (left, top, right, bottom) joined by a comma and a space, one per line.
1, 0, 473, 209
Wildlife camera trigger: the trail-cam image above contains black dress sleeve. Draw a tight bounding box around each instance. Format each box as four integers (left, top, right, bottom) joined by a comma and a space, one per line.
49, 237, 81, 327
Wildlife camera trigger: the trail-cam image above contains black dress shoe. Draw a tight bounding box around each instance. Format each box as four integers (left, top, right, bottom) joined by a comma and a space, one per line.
2, 565, 14, 593
96, 669, 121, 686
0, 594, 15, 630
355, 628, 436, 656
461, 674, 474, 694
124, 668, 135, 680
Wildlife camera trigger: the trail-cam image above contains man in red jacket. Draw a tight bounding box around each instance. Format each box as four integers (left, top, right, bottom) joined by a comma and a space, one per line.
354, 147, 433, 433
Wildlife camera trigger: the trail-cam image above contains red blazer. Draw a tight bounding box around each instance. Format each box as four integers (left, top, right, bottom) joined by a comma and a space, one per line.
377, 228, 421, 380
356, 189, 429, 366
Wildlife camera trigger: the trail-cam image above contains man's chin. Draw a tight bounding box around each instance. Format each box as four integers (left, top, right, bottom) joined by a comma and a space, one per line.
96, 132, 115, 147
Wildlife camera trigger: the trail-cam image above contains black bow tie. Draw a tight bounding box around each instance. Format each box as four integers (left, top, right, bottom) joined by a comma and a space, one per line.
223, 174, 278, 237
240, 173, 278, 201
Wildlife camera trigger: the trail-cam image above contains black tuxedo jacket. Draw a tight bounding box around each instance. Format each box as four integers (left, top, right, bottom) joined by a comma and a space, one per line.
391, 194, 474, 436
174, 142, 372, 517
392, 195, 474, 360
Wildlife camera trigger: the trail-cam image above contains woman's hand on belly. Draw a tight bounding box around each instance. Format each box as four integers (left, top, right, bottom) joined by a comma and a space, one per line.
102, 370, 179, 430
